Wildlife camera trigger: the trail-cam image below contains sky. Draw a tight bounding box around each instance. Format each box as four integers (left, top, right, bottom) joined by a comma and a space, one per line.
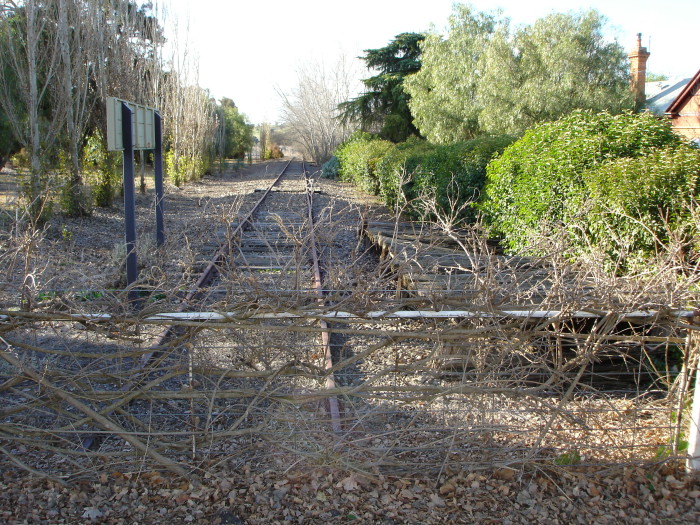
164, 0, 698, 125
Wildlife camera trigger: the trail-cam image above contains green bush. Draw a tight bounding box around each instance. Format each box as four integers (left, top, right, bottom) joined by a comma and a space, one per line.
374, 137, 434, 209
336, 132, 394, 194
333, 133, 513, 221
57, 150, 92, 217
483, 110, 685, 255
83, 130, 120, 207
166, 151, 209, 187
577, 145, 700, 269
373, 135, 514, 220
321, 156, 340, 179
10, 148, 30, 169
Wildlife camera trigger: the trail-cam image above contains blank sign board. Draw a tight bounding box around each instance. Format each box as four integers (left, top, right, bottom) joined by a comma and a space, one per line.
106, 97, 156, 151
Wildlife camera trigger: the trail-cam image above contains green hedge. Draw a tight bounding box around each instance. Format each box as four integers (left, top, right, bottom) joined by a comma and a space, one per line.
336, 132, 394, 194
578, 145, 700, 269
482, 110, 698, 267
336, 132, 513, 221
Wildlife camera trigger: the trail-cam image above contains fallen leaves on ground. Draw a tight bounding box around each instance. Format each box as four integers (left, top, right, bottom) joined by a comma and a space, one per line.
0, 463, 698, 524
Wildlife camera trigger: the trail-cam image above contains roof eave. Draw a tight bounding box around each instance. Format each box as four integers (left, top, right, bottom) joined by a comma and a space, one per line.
666, 68, 700, 114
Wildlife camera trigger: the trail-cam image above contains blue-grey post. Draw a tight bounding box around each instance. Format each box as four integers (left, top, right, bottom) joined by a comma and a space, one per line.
154, 111, 165, 247
121, 102, 138, 297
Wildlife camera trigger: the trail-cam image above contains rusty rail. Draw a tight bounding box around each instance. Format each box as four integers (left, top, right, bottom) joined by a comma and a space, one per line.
303, 163, 342, 433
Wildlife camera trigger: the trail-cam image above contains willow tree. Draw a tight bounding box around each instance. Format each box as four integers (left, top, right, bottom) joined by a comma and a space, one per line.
476, 10, 632, 135
404, 5, 498, 143
405, 6, 633, 143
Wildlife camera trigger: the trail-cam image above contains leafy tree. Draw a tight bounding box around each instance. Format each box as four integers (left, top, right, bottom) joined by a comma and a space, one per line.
405, 6, 633, 143
219, 97, 253, 159
477, 10, 632, 135
338, 32, 424, 143
404, 5, 498, 143
646, 72, 669, 82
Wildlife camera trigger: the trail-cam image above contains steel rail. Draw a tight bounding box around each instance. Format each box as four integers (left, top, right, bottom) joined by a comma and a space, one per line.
186, 157, 294, 298
303, 163, 342, 433
80, 159, 295, 451
144, 158, 294, 359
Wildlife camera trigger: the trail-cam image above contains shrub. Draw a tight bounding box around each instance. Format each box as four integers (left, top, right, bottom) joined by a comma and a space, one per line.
321, 156, 340, 179
335, 132, 394, 194
576, 145, 700, 269
83, 130, 120, 207
166, 151, 209, 187
483, 110, 685, 254
10, 148, 30, 169
373, 135, 514, 220
374, 137, 434, 209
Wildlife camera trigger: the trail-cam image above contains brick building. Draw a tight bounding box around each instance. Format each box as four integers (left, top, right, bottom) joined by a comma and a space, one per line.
628, 34, 700, 143
665, 68, 700, 143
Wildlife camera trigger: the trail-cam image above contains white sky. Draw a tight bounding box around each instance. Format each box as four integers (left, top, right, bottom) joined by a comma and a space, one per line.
164, 0, 698, 124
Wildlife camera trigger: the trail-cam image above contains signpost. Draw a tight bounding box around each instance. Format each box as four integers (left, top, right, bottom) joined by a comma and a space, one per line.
106, 97, 164, 299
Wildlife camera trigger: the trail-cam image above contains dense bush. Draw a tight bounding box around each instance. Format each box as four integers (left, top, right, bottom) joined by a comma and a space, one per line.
82, 131, 119, 207
373, 135, 513, 220
166, 151, 209, 187
334, 132, 512, 221
374, 137, 433, 209
578, 145, 700, 269
321, 156, 340, 179
336, 132, 394, 194
482, 110, 698, 267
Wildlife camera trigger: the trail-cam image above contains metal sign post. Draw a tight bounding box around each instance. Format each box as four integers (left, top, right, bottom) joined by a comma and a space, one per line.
120, 102, 138, 300
154, 111, 165, 247
106, 97, 163, 298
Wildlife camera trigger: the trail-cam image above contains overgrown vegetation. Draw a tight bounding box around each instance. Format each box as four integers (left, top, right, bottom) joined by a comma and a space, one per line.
328, 5, 693, 274
0, 1, 253, 215
82, 130, 119, 207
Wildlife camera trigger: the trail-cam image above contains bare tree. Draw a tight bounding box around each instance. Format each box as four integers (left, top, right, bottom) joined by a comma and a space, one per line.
158, 22, 217, 186
0, 0, 63, 214
56, 0, 96, 215
88, 0, 165, 195
276, 54, 360, 165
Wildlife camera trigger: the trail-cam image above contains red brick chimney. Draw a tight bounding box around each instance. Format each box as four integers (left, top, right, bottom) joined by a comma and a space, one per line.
628, 33, 650, 111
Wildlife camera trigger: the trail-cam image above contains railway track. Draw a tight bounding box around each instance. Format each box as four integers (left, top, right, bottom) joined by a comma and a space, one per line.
141, 159, 344, 428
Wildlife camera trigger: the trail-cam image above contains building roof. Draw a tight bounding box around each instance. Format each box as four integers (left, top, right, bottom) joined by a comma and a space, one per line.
645, 76, 692, 115
666, 68, 700, 115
